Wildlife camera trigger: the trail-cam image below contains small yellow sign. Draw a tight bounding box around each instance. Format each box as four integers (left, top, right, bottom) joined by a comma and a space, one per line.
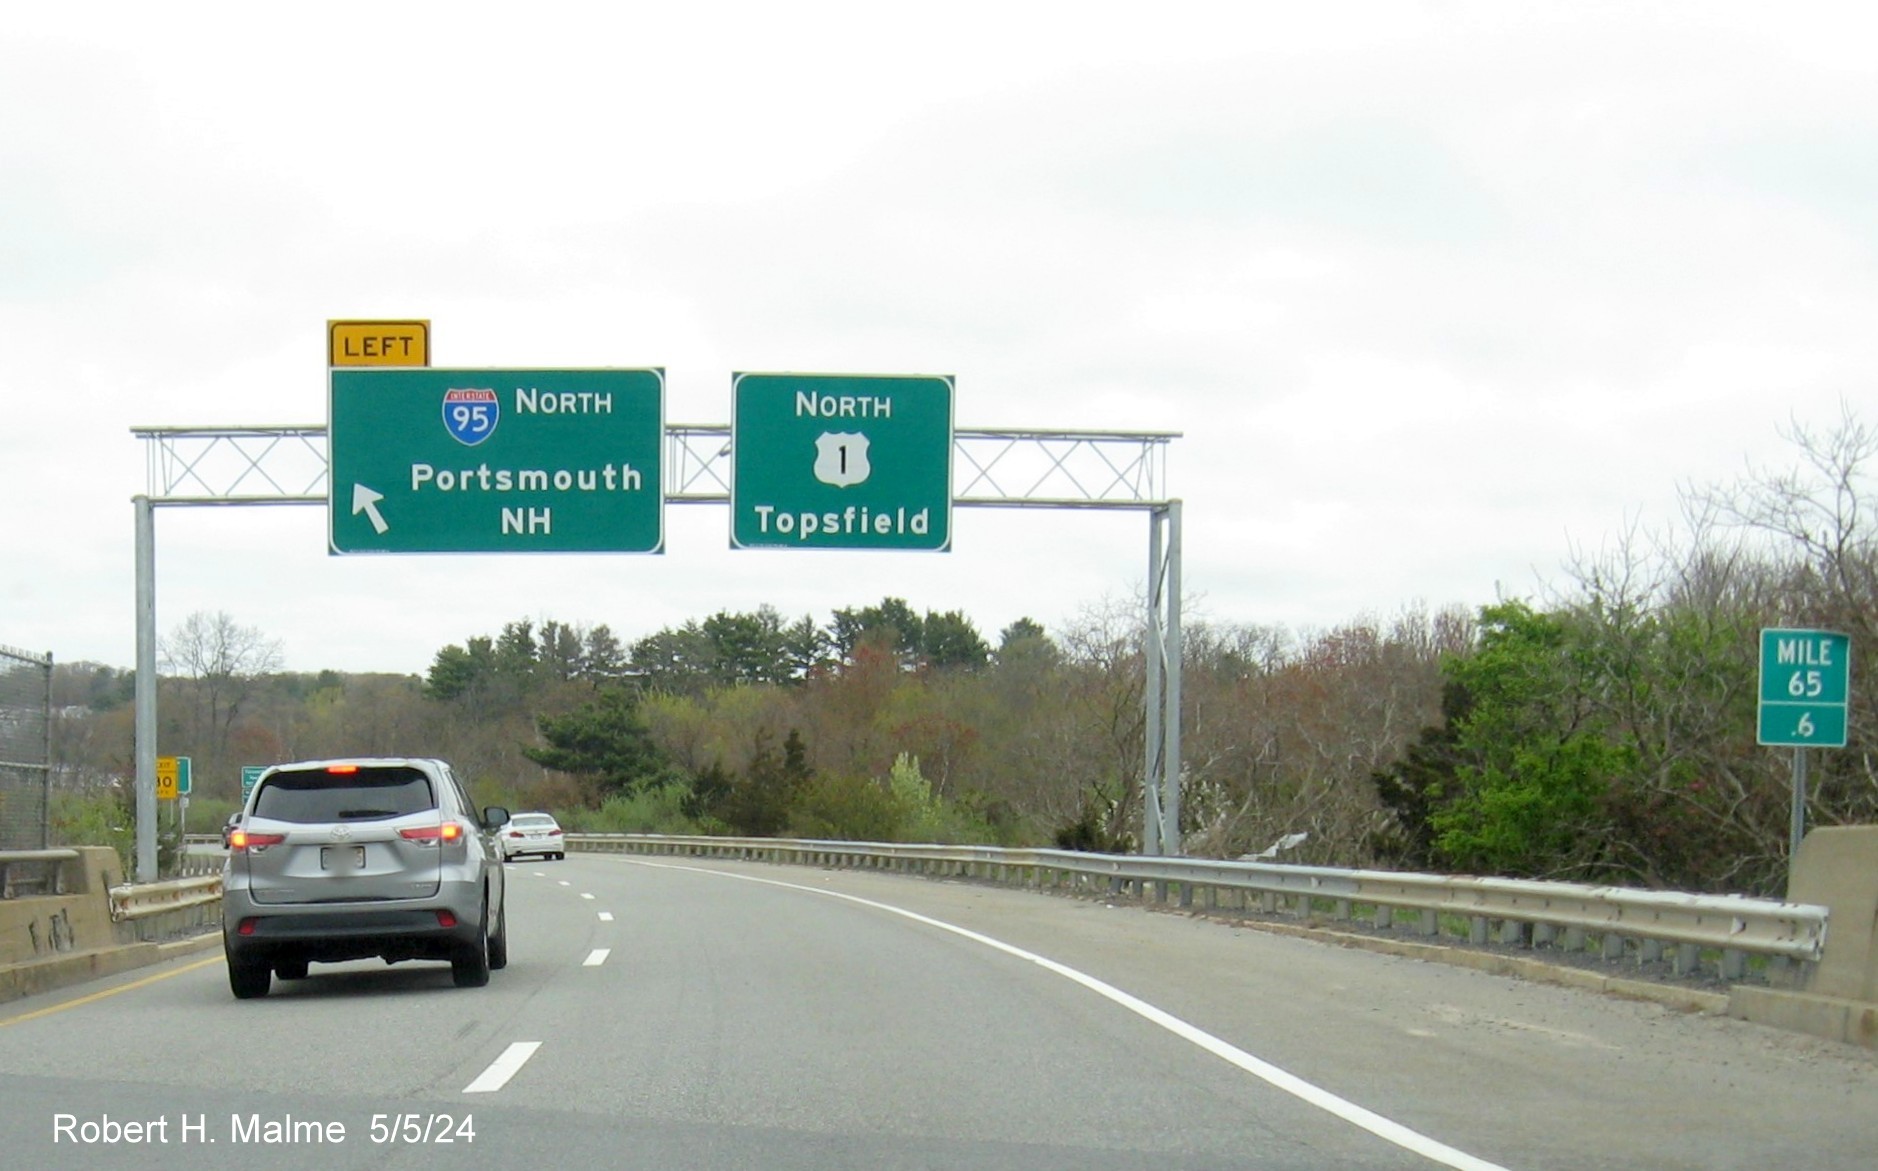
155, 756, 179, 801
329, 320, 430, 367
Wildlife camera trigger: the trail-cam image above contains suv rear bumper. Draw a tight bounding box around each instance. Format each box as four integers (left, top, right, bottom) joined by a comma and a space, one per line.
223, 905, 484, 966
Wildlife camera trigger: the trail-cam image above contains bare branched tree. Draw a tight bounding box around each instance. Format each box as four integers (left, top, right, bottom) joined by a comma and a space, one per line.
160, 611, 283, 754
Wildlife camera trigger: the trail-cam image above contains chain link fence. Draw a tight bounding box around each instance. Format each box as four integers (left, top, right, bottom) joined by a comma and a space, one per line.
0, 644, 53, 850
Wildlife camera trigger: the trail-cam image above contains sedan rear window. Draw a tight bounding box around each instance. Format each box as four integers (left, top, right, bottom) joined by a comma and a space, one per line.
252, 766, 436, 823
512, 814, 558, 828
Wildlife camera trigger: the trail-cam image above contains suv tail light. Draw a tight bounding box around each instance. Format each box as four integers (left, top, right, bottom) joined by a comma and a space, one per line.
399, 822, 464, 844
230, 830, 285, 852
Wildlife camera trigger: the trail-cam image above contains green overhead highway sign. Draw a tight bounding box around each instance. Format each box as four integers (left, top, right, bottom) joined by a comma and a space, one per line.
731, 372, 953, 550
329, 368, 664, 554
1757, 627, 1851, 748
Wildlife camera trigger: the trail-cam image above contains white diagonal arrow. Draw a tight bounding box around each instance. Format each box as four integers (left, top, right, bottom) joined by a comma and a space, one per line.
352, 483, 389, 534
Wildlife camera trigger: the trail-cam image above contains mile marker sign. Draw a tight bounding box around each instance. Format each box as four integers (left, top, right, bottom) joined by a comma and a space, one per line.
731, 372, 953, 550
1758, 628, 1851, 747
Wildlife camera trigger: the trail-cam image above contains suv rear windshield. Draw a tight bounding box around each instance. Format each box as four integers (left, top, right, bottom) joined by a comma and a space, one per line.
252, 766, 437, 824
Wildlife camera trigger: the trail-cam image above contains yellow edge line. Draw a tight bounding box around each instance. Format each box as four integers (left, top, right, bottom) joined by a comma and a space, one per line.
0, 955, 224, 1028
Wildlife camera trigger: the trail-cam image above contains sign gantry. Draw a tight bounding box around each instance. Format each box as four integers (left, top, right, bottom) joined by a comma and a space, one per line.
131, 399, 1183, 879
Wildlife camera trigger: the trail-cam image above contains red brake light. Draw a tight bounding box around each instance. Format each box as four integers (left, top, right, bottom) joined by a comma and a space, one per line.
435, 910, 458, 928
508, 830, 525, 838
327, 764, 359, 774
399, 822, 463, 842
231, 830, 285, 851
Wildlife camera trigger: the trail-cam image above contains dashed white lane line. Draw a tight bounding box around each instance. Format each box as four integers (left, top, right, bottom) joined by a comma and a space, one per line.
628, 859, 1512, 1171
598, 912, 614, 922
463, 1041, 541, 1094
557, 880, 571, 887
583, 949, 611, 967
580, 892, 595, 900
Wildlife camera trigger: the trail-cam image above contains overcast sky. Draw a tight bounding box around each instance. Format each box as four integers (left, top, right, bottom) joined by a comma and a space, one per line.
4, 2, 1874, 675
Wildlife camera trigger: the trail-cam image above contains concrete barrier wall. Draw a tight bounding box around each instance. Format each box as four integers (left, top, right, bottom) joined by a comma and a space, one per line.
0, 848, 224, 1004
0, 847, 121, 966
1792, 826, 1878, 1002
1728, 826, 1878, 1049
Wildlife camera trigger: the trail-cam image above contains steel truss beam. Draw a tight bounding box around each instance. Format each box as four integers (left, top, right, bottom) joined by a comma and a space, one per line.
134, 424, 1177, 509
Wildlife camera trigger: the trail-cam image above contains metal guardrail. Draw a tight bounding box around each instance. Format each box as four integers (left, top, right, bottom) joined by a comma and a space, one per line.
0, 849, 77, 899
565, 834, 1830, 978
145, 833, 1838, 979
108, 874, 222, 922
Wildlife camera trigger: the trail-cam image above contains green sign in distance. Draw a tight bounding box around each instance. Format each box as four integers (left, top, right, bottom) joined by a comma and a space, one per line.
1757, 628, 1852, 747
329, 368, 664, 553
731, 373, 953, 550
241, 766, 266, 801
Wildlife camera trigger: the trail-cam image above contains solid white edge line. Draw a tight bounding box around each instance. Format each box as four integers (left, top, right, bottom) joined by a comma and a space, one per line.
584, 948, 611, 967
626, 859, 1513, 1171
463, 1041, 541, 1094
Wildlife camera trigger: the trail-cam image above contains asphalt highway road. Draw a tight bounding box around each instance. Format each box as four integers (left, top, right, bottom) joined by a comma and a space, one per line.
2, 854, 1871, 1170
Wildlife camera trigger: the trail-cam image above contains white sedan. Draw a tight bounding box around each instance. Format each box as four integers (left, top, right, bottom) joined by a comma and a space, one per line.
500, 812, 566, 861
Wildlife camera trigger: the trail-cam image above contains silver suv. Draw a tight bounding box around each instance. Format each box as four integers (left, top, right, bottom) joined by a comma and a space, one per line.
222, 757, 510, 999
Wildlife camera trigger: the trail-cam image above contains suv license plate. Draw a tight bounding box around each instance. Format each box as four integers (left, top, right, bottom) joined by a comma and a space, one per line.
320, 845, 367, 870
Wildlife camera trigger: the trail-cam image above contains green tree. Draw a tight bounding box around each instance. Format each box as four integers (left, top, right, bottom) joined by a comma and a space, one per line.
523, 688, 667, 797
920, 610, 990, 670
425, 640, 492, 701
832, 598, 923, 665
630, 622, 717, 695
712, 729, 813, 836
700, 606, 793, 686
538, 620, 584, 682
783, 614, 834, 679
581, 624, 630, 684
1370, 679, 1472, 868
494, 620, 540, 688
996, 618, 1057, 665
1427, 602, 1635, 878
